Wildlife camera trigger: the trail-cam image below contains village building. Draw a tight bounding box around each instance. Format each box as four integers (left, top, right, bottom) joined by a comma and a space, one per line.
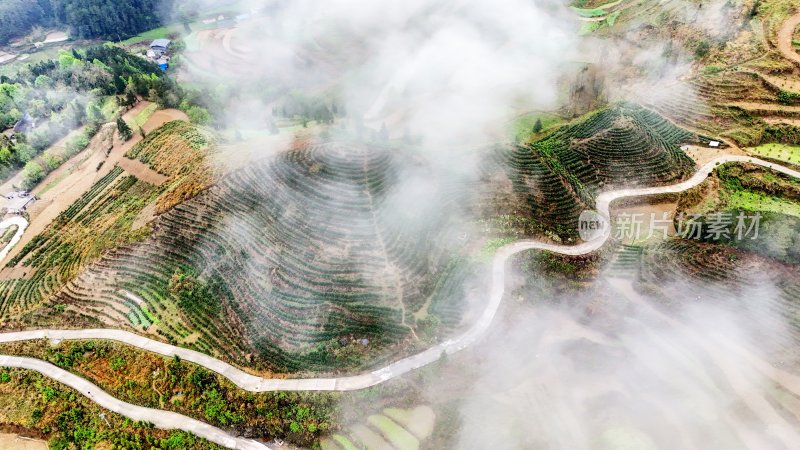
2, 191, 36, 215
149, 39, 171, 56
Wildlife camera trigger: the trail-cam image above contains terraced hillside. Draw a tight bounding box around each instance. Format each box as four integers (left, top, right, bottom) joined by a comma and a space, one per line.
480, 103, 698, 240
0, 121, 213, 327
636, 239, 800, 367
62, 141, 473, 372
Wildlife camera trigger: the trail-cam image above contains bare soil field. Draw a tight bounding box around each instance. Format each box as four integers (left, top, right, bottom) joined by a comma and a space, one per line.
683, 144, 744, 165
0, 434, 47, 450
117, 158, 168, 185
3, 104, 186, 265
42, 32, 68, 44
0, 266, 36, 281
183, 17, 294, 82
141, 109, 188, 133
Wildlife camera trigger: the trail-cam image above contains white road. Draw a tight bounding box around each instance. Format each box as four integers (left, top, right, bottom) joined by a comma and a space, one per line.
0, 215, 28, 263
0, 155, 796, 448
0, 355, 270, 450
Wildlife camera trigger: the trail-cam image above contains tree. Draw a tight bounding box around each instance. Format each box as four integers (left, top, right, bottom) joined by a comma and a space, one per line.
185, 106, 210, 125
22, 161, 44, 189
116, 117, 132, 141
532, 118, 543, 133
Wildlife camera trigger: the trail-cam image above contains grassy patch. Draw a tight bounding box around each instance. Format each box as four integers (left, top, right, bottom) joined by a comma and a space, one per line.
750, 143, 800, 164
571, 7, 607, 17
479, 237, 515, 260
579, 20, 605, 35
120, 26, 181, 46
367, 415, 419, 450
511, 112, 563, 142
332, 434, 359, 450
132, 103, 158, 128
727, 190, 800, 218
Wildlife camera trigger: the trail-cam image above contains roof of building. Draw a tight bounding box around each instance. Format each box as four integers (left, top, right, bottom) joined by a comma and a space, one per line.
150, 39, 171, 49
3, 193, 35, 212
12, 113, 32, 133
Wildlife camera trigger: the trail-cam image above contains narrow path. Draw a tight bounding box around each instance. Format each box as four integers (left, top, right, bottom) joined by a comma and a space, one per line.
777, 12, 800, 66
0, 155, 798, 448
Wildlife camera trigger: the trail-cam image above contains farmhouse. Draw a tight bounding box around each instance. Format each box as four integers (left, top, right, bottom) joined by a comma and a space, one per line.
2, 191, 36, 215
12, 113, 33, 134
149, 39, 171, 56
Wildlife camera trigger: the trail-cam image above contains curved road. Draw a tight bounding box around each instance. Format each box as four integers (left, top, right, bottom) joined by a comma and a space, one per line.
0, 155, 797, 448
0, 355, 269, 450
778, 12, 800, 66
0, 216, 28, 263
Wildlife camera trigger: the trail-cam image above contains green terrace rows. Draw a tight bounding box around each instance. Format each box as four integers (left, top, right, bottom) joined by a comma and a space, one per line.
481, 103, 697, 241
62, 142, 473, 372
0, 166, 163, 319
637, 239, 800, 367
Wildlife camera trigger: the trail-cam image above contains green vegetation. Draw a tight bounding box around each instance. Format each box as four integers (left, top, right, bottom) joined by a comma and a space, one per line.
133, 103, 159, 128
0, 339, 340, 447
0, 122, 211, 332
675, 164, 800, 263
120, 25, 181, 46
169, 269, 222, 317
483, 103, 697, 241
511, 112, 563, 142
60, 141, 473, 372
323, 406, 436, 450
117, 117, 133, 141
0, 366, 222, 449
367, 415, 419, 450
571, 7, 607, 18
0, 0, 170, 45
728, 190, 800, 218
778, 90, 800, 105
751, 143, 800, 164
0, 45, 188, 183
480, 237, 515, 260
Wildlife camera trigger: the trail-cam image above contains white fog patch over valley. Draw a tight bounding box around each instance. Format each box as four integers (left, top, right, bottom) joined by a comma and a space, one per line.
1, 0, 800, 449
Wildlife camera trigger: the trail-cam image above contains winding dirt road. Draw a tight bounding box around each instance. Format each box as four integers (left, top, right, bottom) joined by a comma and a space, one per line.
777, 12, 800, 66
0, 155, 798, 448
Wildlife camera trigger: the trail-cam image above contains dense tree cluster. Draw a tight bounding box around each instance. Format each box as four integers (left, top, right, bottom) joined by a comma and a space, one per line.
0, 0, 174, 45
0, 45, 184, 181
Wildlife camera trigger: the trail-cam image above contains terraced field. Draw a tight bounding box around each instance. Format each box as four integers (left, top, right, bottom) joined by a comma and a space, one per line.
62, 141, 473, 372
637, 239, 800, 367
0, 121, 212, 328
481, 103, 698, 240
321, 406, 435, 450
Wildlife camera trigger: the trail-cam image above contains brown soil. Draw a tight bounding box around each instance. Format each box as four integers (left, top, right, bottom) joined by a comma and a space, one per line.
142, 109, 188, 133
727, 102, 800, 115
0, 266, 36, 281
0, 434, 47, 450
683, 145, 745, 165
763, 116, 800, 126
777, 13, 800, 66
0, 128, 85, 194
3, 103, 186, 266
117, 158, 168, 185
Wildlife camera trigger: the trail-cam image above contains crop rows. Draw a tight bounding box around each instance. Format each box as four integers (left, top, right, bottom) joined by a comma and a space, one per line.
638, 239, 800, 365
481, 103, 697, 240
64, 142, 470, 371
